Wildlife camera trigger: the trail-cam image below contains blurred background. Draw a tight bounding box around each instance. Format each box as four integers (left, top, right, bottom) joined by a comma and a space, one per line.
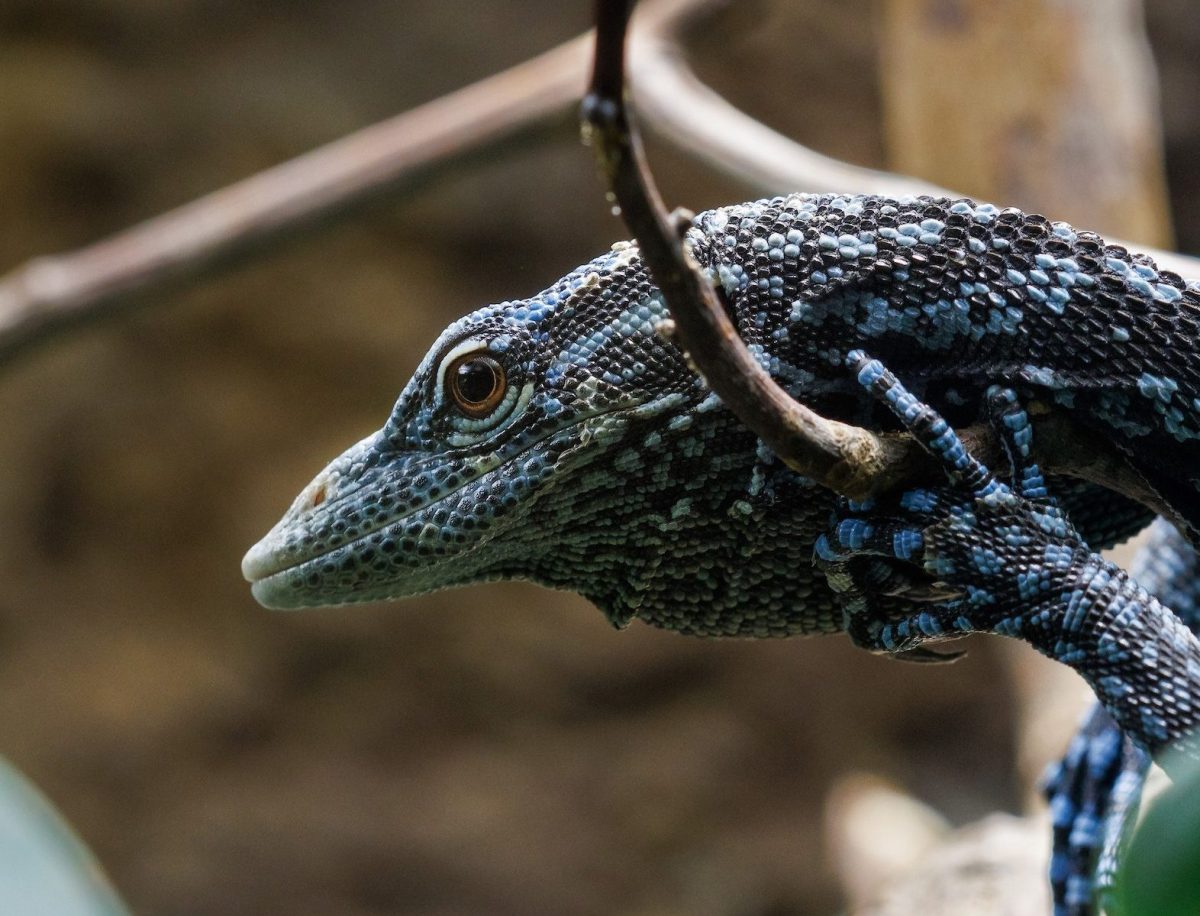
0, 1, 1197, 913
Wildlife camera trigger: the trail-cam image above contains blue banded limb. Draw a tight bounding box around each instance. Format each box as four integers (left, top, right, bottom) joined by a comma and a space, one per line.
820, 354, 1200, 915
819, 351, 1200, 759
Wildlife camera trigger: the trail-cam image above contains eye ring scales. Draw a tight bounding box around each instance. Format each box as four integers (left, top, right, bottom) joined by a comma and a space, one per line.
446, 353, 507, 418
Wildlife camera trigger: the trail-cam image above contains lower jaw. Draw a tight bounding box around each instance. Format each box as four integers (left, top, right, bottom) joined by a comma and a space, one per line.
250, 575, 312, 610
247, 558, 480, 610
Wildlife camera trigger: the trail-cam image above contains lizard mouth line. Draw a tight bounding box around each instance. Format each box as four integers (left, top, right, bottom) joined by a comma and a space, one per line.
242, 396, 667, 585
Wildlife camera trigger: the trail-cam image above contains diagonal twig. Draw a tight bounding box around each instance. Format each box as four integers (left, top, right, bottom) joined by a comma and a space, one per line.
0, 32, 594, 363
583, 0, 911, 498
628, 0, 954, 201
580, 0, 1179, 521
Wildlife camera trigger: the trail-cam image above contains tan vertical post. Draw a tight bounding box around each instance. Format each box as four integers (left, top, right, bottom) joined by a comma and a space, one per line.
879, 0, 1173, 247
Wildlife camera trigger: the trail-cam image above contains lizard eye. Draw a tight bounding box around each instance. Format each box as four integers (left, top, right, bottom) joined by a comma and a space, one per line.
447, 353, 507, 418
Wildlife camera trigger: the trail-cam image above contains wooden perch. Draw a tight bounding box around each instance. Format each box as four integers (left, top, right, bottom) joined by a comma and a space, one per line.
583, 0, 901, 497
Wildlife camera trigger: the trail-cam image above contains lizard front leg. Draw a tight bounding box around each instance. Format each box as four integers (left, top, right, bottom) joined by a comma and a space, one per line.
815, 352, 1200, 763
1044, 518, 1200, 916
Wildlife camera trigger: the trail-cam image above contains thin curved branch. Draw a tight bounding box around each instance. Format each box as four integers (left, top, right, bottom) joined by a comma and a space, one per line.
584, 0, 1177, 520
630, 0, 955, 200
585, 0, 903, 497
0, 32, 595, 363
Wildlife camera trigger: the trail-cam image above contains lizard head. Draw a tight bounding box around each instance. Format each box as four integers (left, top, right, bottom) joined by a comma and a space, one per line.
243, 203, 850, 637
242, 241, 715, 622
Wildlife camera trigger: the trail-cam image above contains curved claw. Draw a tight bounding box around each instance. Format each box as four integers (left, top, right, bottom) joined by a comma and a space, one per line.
881, 581, 964, 602
892, 645, 967, 665
844, 607, 969, 664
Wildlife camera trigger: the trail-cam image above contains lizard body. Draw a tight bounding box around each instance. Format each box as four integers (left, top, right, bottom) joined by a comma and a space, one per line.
243, 194, 1200, 914
243, 193, 1195, 631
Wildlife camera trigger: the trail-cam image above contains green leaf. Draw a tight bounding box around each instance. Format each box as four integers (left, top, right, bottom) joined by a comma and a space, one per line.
1117, 749, 1200, 916
0, 758, 131, 916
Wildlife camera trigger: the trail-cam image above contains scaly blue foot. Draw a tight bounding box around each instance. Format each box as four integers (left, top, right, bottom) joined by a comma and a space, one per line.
817, 352, 1200, 916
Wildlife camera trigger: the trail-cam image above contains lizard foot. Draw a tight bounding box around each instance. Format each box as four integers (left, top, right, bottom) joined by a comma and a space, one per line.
815, 351, 1084, 661
818, 353, 1200, 915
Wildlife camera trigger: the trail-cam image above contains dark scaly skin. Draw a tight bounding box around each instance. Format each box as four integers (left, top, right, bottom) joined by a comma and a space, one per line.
817, 361, 1200, 761
242, 194, 1193, 633
243, 194, 1200, 913
1045, 520, 1200, 915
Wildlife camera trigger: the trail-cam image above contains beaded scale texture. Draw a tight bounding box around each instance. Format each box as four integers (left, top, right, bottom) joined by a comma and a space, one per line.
244, 194, 1200, 915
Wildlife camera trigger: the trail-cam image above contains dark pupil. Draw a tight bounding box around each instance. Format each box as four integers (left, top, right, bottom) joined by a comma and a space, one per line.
456, 360, 497, 404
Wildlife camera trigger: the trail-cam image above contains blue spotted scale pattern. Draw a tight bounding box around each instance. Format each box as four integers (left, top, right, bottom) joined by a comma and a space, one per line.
816, 356, 1200, 761
1042, 520, 1200, 915
813, 359, 1200, 915
243, 194, 1197, 635
244, 194, 1200, 915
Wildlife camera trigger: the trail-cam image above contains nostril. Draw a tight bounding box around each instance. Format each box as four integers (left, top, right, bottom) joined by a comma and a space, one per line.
309, 484, 328, 509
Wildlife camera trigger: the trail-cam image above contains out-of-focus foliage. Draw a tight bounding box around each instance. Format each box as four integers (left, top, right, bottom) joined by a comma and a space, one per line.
1118, 753, 1200, 916
0, 758, 128, 916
